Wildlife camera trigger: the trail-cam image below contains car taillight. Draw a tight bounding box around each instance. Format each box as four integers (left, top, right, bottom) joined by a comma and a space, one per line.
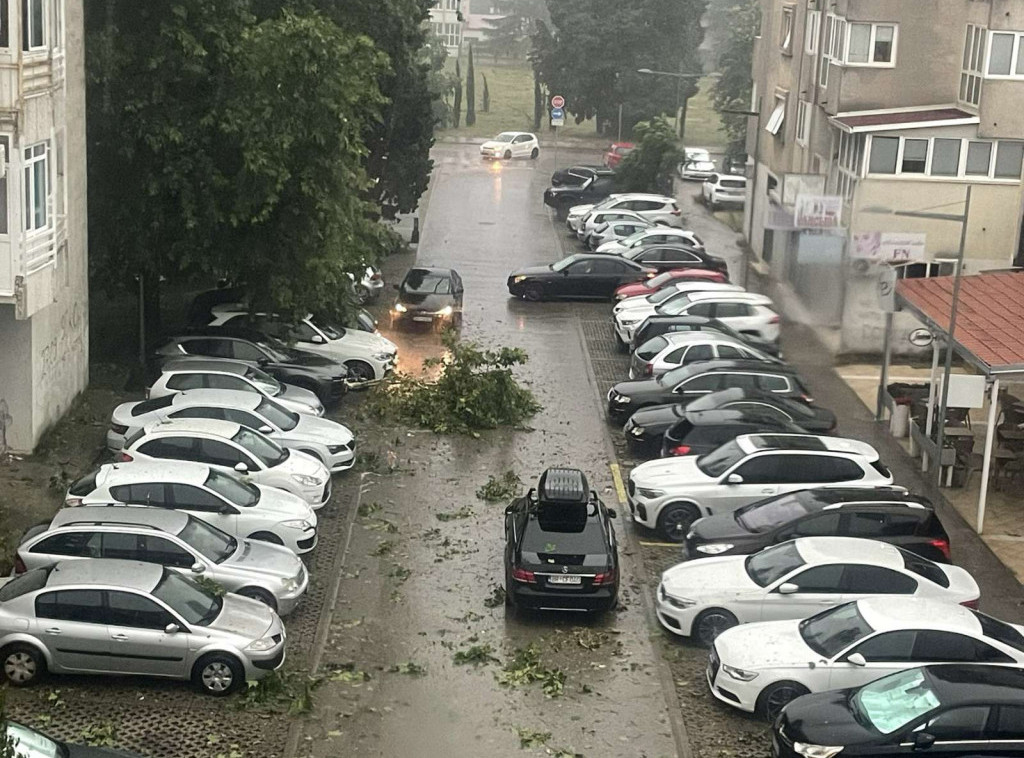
511, 567, 535, 583
117, 452, 133, 462
670, 208, 682, 216
670, 445, 692, 456
644, 363, 653, 376
110, 423, 128, 435
593, 569, 616, 586
931, 538, 951, 561
370, 272, 382, 281
768, 315, 781, 324
801, 394, 815, 404
13, 555, 26, 575
961, 598, 979, 609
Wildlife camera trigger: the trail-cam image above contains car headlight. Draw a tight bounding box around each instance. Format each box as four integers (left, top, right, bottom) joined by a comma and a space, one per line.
721, 663, 759, 682
637, 487, 664, 499
247, 636, 278, 652
664, 594, 696, 609
513, 275, 528, 284
629, 425, 646, 437
373, 352, 392, 361
281, 519, 312, 530
794, 744, 843, 758
696, 543, 734, 555
619, 318, 638, 326
327, 444, 349, 454
611, 394, 631, 404
279, 576, 299, 592
394, 302, 407, 313
438, 305, 453, 317
291, 473, 322, 487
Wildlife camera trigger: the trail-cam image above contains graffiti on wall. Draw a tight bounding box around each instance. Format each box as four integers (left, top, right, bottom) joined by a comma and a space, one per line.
38, 298, 85, 389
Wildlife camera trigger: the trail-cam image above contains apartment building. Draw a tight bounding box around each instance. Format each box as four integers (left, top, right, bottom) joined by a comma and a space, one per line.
429, 0, 466, 54
746, 0, 1024, 353
0, 0, 87, 454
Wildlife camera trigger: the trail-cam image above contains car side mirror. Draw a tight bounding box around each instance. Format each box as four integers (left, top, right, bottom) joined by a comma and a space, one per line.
847, 653, 867, 667
191, 563, 205, 574
259, 425, 273, 434
914, 732, 936, 750
164, 623, 180, 635
725, 473, 744, 485
311, 334, 326, 344
504, 504, 515, 515
777, 582, 798, 595
234, 462, 249, 474
608, 508, 618, 519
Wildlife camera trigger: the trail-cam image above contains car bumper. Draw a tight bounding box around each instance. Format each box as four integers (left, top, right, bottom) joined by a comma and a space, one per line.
244, 640, 287, 678
705, 655, 759, 713
276, 565, 309, 616
655, 594, 700, 637
393, 310, 454, 325
613, 321, 636, 345
606, 393, 633, 424
510, 583, 617, 612
327, 445, 356, 472
625, 489, 658, 529
291, 528, 318, 555
480, 147, 505, 158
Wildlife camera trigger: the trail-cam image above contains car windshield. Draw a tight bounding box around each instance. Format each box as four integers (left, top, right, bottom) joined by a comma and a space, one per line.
744, 541, 805, 587
620, 230, 648, 246
252, 336, 291, 363
495, 132, 517, 142
799, 601, 874, 658
658, 294, 695, 316
551, 255, 583, 272
696, 439, 746, 477
402, 271, 451, 294
178, 517, 237, 564
311, 318, 343, 340
204, 470, 260, 507
232, 427, 289, 467
256, 399, 299, 432
851, 668, 940, 735
636, 336, 668, 361
5, 722, 63, 758
648, 287, 680, 305
972, 610, 1024, 652
646, 272, 674, 288
131, 395, 175, 417
244, 365, 283, 396
521, 514, 607, 554
152, 570, 222, 626
736, 491, 818, 532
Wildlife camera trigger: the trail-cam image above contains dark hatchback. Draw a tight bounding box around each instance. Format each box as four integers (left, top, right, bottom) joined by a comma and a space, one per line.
508, 254, 654, 301
685, 487, 951, 562
153, 328, 349, 404
543, 176, 616, 214
660, 408, 806, 457
391, 267, 464, 328
504, 468, 619, 613
773, 664, 1024, 758
630, 315, 782, 357
607, 360, 813, 423
620, 245, 730, 275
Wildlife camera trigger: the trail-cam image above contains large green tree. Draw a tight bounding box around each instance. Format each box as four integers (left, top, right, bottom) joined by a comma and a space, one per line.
480, 0, 548, 60
614, 117, 684, 195
711, 0, 760, 159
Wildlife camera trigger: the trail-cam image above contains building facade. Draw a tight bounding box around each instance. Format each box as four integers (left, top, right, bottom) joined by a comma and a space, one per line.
0, 0, 87, 454
746, 0, 1024, 353
429, 0, 466, 55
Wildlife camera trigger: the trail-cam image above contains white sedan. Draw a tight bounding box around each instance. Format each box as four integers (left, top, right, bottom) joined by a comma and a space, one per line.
656, 537, 979, 646
708, 596, 1023, 721
107, 389, 356, 472
613, 291, 778, 346
480, 131, 539, 160
566, 196, 622, 232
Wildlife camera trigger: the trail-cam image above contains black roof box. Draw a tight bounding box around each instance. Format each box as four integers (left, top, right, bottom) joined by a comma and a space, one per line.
537, 468, 589, 506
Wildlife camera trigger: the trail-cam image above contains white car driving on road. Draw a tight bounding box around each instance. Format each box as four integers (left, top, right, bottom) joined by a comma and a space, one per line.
480, 131, 539, 160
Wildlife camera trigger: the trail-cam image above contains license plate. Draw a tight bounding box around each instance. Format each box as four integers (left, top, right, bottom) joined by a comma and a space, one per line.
412, 316, 433, 322
548, 575, 581, 585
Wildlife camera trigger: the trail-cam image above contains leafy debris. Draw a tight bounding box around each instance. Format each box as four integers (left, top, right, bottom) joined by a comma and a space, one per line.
497, 644, 566, 698
516, 727, 552, 748
388, 661, 427, 676
326, 663, 371, 684
436, 505, 473, 522
476, 470, 522, 501
452, 644, 498, 666
483, 584, 506, 608
370, 539, 394, 556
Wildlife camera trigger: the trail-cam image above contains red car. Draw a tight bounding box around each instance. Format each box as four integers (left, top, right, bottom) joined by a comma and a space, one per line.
613, 268, 728, 300
603, 142, 634, 168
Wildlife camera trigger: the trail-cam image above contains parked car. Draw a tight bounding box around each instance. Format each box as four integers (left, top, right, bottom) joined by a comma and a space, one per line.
4, 721, 147, 758
0, 559, 286, 695
630, 332, 779, 379
678, 148, 715, 180
119, 418, 332, 509
701, 173, 747, 210
18, 506, 309, 614
615, 281, 745, 322
207, 307, 397, 383
504, 468, 618, 613
480, 131, 539, 160
629, 315, 781, 357
545, 177, 618, 217
607, 359, 813, 424
550, 165, 614, 187
614, 269, 729, 301
621, 388, 834, 451
148, 358, 324, 417
391, 267, 464, 329
710, 597, 1022, 720
619, 245, 730, 275
507, 254, 655, 301
655, 408, 806, 459
614, 291, 780, 346
603, 141, 634, 168
656, 537, 978, 646
597, 226, 702, 254
773, 664, 1024, 758
684, 487, 950, 562
67, 462, 318, 554
153, 330, 349, 405
564, 194, 623, 231
577, 209, 653, 245
587, 220, 653, 250
625, 433, 891, 539
570, 194, 684, 230
108, 389, 356, 472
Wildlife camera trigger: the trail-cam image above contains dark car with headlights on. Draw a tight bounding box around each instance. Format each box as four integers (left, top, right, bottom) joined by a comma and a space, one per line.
504, 468, 618, 613
390, 267, 464, 329
686, 487, 949, 562
772, 664, 1024, 758
508, 254, 654, 301
630, 315, 782, 357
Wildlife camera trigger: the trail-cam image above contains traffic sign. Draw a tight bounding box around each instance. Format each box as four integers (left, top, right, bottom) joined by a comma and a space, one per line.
551, 117, 565, 127
550, 95, 565, 109
550, 107, 564, 120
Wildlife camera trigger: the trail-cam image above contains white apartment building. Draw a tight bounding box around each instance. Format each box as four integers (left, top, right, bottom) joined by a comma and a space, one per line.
429, 0, 465, 54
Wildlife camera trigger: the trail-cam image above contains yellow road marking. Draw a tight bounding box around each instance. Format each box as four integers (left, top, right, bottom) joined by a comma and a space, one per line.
639, 541, 682, 548
609, 462, 627, 505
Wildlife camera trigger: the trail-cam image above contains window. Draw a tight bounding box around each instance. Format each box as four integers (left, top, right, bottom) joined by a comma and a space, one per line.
836, 130, 865, 200
756, 375, 789, 392
734, 455, 787, 484
789, 512, 840, 537
676, 374, 721, 394
138, 437, 197, 462
988, 32, 1017, 76
801, 456, 865, 483
198, 438, 249, 469
795, 100, 810, 146
682, 344, 714, 364
961, 24, 985, 105
787, 564, 843, 593
171, 407, 224, 422
22, 0, 45, 51
0, 136, 8, 236
820, 14, 847, 88
140, 535, 195, 569
31, 532, 99, 557
994, 141, 1024, 178
866, 136, 1024, 181
895, 260, 957, 280
992, 705, 1024, 739
716, 344, 746, 360
168, 483, 226, 511
805, 10, 819, 54
845, 511, 919, 538
901, 139, 927, 173
931, 139, 961, 176
715, 303, 752, 318
841, 565, 916, 594
23, 142, 48, 233
101, 532, 141, 561
780, 6, 794, 53
925, 707, 990, 740
35, 589, 105, 624
765, 96, 786, 136
966, 141, 992, 175
846, 23, 896, 65
205, 374, 250, 392
110, 482, 169, 506
851, 630, 916, 662
166, 373, 204, 391
107, 591, 175, 630
868, 136, 899, 174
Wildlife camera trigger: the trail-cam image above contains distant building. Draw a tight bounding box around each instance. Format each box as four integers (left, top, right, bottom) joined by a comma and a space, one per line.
429, 0, 466, 55
745, 0, 1024, 353
0, 0, 87, 453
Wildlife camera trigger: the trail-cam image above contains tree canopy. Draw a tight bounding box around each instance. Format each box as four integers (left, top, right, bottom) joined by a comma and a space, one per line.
711, 0, 760, 159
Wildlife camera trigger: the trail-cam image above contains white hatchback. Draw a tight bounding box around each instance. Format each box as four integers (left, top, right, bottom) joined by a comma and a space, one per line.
576, 209, 650, 243
702, 174, 748, 210
613, 280, 743, 316
480, 131, 539, 160
120, 418, 332, 509
708, 596, 1024, 721
630, 331, 775, 379
656, 537, 979, 646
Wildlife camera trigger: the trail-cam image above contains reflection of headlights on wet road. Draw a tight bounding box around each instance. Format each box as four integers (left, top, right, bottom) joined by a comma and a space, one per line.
394, 303, 407, 313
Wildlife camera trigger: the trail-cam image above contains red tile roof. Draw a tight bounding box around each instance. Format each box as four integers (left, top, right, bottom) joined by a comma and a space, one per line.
897, 273, 1024, 373
834, 108, 976, 131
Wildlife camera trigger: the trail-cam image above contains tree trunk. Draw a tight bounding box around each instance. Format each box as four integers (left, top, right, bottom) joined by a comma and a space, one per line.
453, 60, 462, 128
532, 68, 542, 131
465, 44, 476, 126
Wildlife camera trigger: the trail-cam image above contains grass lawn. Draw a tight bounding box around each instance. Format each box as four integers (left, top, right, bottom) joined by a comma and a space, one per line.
437, 60, 727, 150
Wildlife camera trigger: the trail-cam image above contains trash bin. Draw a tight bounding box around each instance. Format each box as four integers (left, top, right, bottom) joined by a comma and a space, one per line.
890, 400, 911, 438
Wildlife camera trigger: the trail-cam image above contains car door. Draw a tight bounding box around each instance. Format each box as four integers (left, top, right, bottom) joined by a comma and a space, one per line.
586, 258, 633, 298
711, 302, 755, 332
828, 630, 918, 690
228, 339, 268, 363
513, 134, 530, 156
197, 437, 261, 477
838, 565, 918, 605
759, 564, 846, 621
671, 373, 723, 402
989, 705, 1024, 751
33, 589, 112, 673
710, 453, 785, 513
558, 260, 594, 298
660, 248, 704, 269
908, 706, 992, 754
168, 483, 239, 535
105, 590, 190, 677
220, 408, 276, 434
109, 482, 172, 509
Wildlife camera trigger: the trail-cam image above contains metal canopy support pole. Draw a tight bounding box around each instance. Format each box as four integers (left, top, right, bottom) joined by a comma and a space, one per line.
923, 341, 940, 472
977, 377, 1000, 534
876, 312, 894, 421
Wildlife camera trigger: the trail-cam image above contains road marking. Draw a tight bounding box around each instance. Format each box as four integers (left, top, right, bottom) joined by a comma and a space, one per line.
609, 462, 627, 505
639, 541, 683, 548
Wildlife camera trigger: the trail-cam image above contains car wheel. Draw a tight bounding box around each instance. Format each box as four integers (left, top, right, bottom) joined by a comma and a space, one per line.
238, 587, 279, 611
656, 502, 701, 542
193, 653, 245, 696
757, 681, 810, 722
503, 150, 512, 160
530, 148, 539, 159
693, 608, 738, 647
248, 531, 285, 546
2, 644, 45, 687
523, 283, 544, 302
345, 360, 376, 384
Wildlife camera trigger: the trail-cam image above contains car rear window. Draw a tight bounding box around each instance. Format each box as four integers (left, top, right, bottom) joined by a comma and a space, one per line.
130, 395, 176, 417
0, 567, 52, 602
68, 471, 98, 496
973, 610, 1024, 653
899, 549, 950, 588
636, 336, 668, 360
721, 179, 746, 189
521, 514, 607, 554
871, 461, 892, 478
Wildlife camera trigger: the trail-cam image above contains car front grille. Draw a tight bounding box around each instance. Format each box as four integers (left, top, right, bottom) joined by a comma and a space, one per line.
297, 534, 316, 550
321, 479, 332, 504
627, 478, 635, 497
708, 645, 721, 682
253, 648, 285, 670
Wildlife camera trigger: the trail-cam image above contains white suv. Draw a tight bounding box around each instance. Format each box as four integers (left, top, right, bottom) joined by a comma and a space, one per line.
66, 462, 319, 554
577, 209, 650, 244
702, 174, 748, 210
597, 226, 704, 254
120, 419, 332, 509
614, 291, 780, 345
627, 434, 893, 539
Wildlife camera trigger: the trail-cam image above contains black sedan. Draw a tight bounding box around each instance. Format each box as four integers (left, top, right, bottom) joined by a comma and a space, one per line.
620, 245, 729, 274
773, 664, 1024, 758
543, 176, 616, 215
550, 165, 615, 187
686, 487, 949, 561
504, 468, 618, 613
659, 408, 805, 457
508, 254, 655, 301
391, 266, 464, 329
630, 315, 782, 357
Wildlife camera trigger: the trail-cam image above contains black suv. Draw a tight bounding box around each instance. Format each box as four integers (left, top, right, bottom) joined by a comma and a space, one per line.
607, 360, 812, 423
659, 408, 806, 457
153, 328, 349, 404
685, 487, 951, 562
629, 315, 781, 357
774, 664, 1024, 758
504, 468, 619, 613
542, 176, 616, 216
